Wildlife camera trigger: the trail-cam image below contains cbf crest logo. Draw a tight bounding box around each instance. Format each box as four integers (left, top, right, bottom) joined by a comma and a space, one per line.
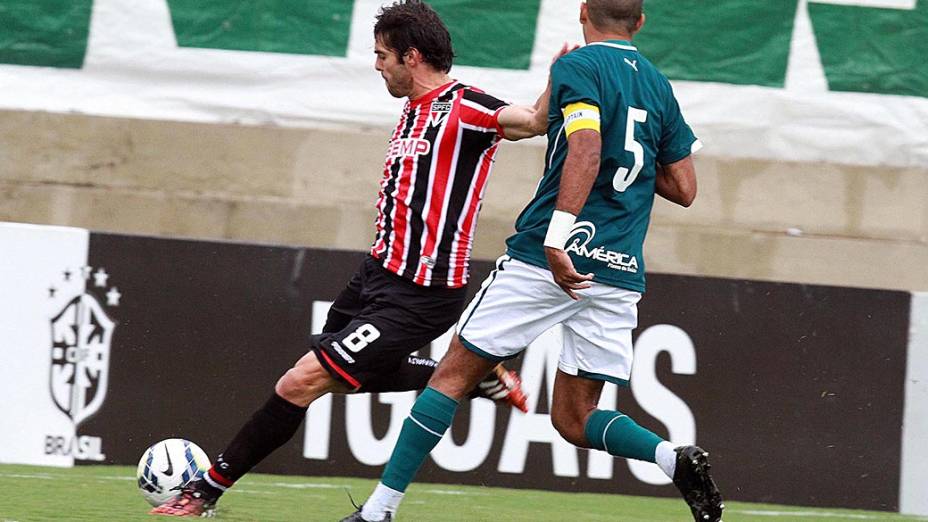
44, 265, 121, 461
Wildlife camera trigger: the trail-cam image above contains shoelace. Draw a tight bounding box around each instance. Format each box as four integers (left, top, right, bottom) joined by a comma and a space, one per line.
346, 488, 361, 511
170, 487, 203, 507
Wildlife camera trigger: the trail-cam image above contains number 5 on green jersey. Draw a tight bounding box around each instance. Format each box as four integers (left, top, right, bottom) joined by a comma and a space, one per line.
613, 107, 648, 192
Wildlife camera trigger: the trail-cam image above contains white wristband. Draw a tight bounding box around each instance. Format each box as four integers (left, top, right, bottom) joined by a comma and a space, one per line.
543, 210, 577, 250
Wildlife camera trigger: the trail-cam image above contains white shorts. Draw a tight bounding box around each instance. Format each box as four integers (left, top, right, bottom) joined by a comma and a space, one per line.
457, 256, 642, 386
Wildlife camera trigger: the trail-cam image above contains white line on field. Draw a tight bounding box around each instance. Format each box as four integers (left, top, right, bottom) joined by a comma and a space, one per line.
0, 473, 348, 491
266, 482, 344, 489
421, 489, 487, 496
237, 489, 326, 500
0, 473, 54, 480
223, 488, 281, 496
731, 510, 928, 520
0, 472, 135, 482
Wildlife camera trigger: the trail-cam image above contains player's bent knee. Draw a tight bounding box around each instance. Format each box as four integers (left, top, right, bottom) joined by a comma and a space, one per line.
274, 352, 338, 406
551, 414, 588, 448
551, 406, 594, 448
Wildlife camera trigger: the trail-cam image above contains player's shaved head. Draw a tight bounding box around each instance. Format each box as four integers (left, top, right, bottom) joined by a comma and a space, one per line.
585, 0, 644, 34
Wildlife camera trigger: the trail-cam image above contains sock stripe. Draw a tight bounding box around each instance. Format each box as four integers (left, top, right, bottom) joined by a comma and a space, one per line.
380, 387, 458, 493
408, 414, 444, 438
601, 414, 628, 454
205, 468, 232, 490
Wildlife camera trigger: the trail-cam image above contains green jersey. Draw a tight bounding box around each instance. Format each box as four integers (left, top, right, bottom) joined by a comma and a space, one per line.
505, 40, 699, 292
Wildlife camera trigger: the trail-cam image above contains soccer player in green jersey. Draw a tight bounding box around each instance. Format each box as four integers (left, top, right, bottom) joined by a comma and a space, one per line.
343, 1, 724, 521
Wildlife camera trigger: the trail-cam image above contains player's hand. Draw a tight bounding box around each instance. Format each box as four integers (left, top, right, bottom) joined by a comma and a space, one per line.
551, 42, 580, 67
545, 247, 593, 300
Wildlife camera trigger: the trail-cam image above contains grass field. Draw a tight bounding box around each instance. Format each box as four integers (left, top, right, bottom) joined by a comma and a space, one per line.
0, 464, 923, 522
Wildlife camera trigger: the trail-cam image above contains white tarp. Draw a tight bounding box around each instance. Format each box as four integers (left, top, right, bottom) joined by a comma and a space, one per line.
0, 0, 926, 168
0, 223, 90, 467
900, 292, 928, 516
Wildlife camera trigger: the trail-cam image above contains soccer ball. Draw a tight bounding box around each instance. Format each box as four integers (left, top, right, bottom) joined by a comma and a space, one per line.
136, 438, 211, 507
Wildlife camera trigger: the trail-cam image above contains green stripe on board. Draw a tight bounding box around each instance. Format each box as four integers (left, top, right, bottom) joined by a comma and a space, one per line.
809, 1, 928, 98
0, 0, 93, 68
636, 0, 798, 88
167, 0, 355, 57
431, 0, 541, 70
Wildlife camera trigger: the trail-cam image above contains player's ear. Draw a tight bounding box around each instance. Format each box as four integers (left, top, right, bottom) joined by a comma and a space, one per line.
579, 1, 588, 24
404, 47, 422, 67
635, 13, 646, 34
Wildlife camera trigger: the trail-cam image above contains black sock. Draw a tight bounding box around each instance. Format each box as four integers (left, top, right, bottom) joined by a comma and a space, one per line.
210, 393, 308, 486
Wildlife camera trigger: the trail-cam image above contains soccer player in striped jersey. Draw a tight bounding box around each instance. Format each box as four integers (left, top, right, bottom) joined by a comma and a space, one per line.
151, 1, 566, 517
346, 1, 724, 521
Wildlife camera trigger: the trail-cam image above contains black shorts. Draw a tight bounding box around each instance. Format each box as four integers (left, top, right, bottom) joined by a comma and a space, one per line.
311, 255, 467, 391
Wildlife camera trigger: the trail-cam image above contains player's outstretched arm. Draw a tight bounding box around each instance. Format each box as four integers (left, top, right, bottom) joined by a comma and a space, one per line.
655, 155, 697, 207
496, 101, 548, 141
497, 43, 577, 141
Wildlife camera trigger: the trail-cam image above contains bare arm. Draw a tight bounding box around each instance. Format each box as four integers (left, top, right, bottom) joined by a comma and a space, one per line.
544, 129, 601, 299
655, 155, 697, 207
553, 129, 601, 214
495, 83, 552, 141
496, 43, 577, 141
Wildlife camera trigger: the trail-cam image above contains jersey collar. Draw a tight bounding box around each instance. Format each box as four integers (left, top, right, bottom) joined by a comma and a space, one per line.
409, 80, 460, 107
589, 40, 637, 52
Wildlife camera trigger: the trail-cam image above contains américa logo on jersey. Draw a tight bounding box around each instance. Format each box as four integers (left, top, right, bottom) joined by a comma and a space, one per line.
566, 221, 639, 274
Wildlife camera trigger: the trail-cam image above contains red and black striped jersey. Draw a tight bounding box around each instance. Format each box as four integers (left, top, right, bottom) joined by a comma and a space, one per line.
370, 81, 508, 288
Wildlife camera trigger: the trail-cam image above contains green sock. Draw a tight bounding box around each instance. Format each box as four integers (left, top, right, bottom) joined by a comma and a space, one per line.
381, 387, 458, 492
584, 409, 663, 462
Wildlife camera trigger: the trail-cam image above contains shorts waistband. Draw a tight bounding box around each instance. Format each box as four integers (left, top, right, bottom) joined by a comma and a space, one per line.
367, 255, 468, 296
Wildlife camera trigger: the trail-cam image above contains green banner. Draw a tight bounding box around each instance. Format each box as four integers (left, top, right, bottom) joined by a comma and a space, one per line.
636, 0, 799, 88
166, 0, 355, 57
1, 1, 926, 99
165, 0, 543, 70
0, 0, 92, 69
430, 0, 541, 70
809, 1, 928, 98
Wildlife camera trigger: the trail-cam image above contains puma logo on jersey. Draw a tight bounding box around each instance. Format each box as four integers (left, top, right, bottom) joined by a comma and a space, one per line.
624, 58, 638, 72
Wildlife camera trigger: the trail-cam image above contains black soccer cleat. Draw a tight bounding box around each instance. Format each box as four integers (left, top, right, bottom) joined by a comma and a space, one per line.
339, 506, 393, 522
672, 446, 724, 522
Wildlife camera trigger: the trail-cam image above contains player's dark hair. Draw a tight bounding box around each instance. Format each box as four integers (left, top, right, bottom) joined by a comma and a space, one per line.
586, 0, 644, 34
375, 0, 455, 73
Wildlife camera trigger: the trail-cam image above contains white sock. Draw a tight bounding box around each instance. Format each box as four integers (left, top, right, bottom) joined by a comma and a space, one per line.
361, 482, 404, 521
655, 441, 677, 479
